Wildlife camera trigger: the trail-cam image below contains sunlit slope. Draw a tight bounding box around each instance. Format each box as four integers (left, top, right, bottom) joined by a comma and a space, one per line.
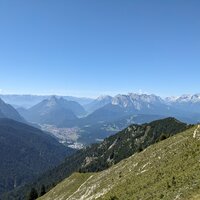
39, 125, 200, 200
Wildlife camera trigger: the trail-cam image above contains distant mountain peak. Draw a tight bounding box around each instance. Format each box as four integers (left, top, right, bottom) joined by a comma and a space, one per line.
167, 94, 200, 104
49, 95, 58, 100
111, 93, 164, 110
46, 96, 59, 107
165, 96, 179, 102
96, 95, 112, 101
19, 96, 86, 125
85, 95, 113, 113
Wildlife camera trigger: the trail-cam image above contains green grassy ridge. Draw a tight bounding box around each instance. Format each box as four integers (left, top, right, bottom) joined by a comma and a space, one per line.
6, 117, 190, 199
79, 117, 190, 173
191, 193, 200, 200
39, 125, 200, 200
38, 173, 93, 200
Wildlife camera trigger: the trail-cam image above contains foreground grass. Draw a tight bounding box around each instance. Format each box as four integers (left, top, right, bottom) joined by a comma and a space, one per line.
39, 126, 200, 200
38, 173, 93, 200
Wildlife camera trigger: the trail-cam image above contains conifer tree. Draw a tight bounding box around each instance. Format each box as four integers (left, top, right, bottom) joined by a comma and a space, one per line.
40, 185, 46, 196
28, 188, 38, 200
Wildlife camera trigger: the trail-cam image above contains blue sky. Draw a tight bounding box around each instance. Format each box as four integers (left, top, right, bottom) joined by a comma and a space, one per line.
0, 0, 200, 97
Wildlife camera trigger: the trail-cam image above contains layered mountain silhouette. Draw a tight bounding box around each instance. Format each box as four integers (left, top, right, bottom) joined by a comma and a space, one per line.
0, 118, 74, 196
83, 93, 200, 124
84, 95, 113, 113
5, 93, 200, 128
18, 96, 86, 126
0, 98, 25, 122
15, 94, 200, 146
0, 94, 93, 108
166, 93, 200, 113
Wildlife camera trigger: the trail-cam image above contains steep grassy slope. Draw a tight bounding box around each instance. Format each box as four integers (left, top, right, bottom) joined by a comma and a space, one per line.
39, 125, 200, 200
6, 118, 191, 200
79, 117, 190, 172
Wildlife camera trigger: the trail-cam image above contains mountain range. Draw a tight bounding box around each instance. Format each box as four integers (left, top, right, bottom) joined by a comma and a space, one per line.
10, 93, 200, 146
0, 93, 199, 200
3, 93, 200, 127
2, 93, 200, 116
16, 96, 168, 145
1, 92, 200, 147
85, 93, 200, 113
18, 93, 198, 127
166, 94, 200, 113
0, 95, 93, 108
84, 93, 200, 124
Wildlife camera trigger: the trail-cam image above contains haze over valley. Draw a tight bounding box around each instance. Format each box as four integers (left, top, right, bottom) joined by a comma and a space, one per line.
1, 93, 200, 149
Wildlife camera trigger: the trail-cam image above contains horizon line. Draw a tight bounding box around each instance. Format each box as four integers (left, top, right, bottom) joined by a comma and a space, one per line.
0, 92, 199, 99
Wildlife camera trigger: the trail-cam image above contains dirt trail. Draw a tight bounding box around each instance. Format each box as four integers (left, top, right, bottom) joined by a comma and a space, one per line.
193, 125, 200, 139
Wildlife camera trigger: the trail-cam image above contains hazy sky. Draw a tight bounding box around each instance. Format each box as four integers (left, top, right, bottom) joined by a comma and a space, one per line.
0, 0, 200, 97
